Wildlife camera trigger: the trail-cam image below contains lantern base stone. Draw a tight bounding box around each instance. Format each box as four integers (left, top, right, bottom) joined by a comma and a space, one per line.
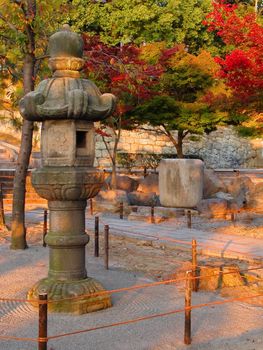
27, 277, 111, 314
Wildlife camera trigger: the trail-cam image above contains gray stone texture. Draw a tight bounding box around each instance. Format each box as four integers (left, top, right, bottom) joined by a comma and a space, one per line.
137, 173, 159, 195
159, 159, 204, 208
19, 26, 116, 314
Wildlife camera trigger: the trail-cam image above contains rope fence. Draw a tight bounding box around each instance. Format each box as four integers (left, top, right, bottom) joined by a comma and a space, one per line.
1, 195, 263, 347
1, 270, 263, 348
94, 219, 262, 263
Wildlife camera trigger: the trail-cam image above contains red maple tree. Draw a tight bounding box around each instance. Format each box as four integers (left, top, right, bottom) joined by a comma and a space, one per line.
82, 35, 161, 187
204, 1, 263, 106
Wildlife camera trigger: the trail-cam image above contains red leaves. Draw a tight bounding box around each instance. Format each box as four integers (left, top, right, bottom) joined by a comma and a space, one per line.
95, 128, 111, 137
205, 1, 263, 103
82, 34, 161, 116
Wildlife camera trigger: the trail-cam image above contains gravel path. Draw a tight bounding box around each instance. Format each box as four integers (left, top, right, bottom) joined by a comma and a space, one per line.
1, 238, 263, 350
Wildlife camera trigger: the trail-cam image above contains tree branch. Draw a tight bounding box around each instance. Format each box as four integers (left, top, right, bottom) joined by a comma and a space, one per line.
101, 133, 114, 163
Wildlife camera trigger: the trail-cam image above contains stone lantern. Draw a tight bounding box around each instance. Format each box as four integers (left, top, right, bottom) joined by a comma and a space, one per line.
20, 25, 116, 314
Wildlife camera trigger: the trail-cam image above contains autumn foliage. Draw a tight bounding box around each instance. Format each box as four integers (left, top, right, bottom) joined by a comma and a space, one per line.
205, 1, 263, 105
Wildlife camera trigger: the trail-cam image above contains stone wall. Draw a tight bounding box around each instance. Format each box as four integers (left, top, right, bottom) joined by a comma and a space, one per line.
1, 114, 262, 169
95, 126, 263, 169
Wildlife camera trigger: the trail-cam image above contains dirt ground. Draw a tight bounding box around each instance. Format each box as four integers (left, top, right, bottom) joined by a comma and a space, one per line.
1, 209, 263, 305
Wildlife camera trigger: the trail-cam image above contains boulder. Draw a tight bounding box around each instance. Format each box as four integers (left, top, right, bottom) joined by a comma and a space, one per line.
94, 190, 130, 213
197, 198, 228, 219
203, 169, 226, 198
214, 191, 234, 201
128, 191, 160, 206
137, 173, 159, 195
103, 175, 138, 192
198, 265, 245, 291
226, 175, 255, 208
198, 266, 221, 291
247, 182, 263, 210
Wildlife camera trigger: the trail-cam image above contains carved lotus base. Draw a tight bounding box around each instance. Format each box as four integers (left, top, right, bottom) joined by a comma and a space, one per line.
27, 277, 111, 314
31, 167, 105, 201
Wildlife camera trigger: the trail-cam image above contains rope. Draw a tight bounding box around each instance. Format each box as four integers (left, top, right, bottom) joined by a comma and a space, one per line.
44, 293, 263, 341
1, 266, 262, 304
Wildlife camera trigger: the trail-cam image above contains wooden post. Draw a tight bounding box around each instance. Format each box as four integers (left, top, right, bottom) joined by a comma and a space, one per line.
192, 239, 198, 292
43, 210, 48, 247
184, 271, 192, 345
94, 216, 99, 257
89, 198, 93, 216
104, 225, 109, 270
151, 205, 155, 224
120, 201, 124, 220
231, 212, 236, 224
0, 183, 5, 227
187, 210, 192, 229
143, 166, 147, 178
38, 293, 48, 350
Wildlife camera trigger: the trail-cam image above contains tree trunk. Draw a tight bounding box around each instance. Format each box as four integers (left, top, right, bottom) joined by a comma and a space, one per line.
164, 127, 185, 159
110, 117, 121, 190
176, 130, 184, 158
10, 119, 34, 249
11, 20, 35, 250
111, 161, 117, 190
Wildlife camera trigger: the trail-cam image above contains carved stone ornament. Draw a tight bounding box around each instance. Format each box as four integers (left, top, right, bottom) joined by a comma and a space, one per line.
19, 25, 117, 122
32, 167, 104, 201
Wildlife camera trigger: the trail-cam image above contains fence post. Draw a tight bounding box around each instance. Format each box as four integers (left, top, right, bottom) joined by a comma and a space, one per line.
38, 292, 48, 350
120, 201, 124, 220
104, 225, 109, 270
43, 210, 48, 247
231, 212, 236, 224
94, 216, 99, 257
187, 210, 192, 229
192, 239, 198, 292
143, 167, 147, 178
89, 198, 93, 216
184, 271, 192, 345
151, 205, 155, 224
0, 183, 5, 227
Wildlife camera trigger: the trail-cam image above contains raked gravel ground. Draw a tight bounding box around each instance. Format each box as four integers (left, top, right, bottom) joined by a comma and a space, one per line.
1, 237, 263, 350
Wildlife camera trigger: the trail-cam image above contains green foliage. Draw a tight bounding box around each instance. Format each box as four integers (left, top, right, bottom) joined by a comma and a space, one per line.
116, 152, 137, 171
68, 0, 218, 53
116, 152, 162, 170
236, 125, 263, 138
0, 0, 67, 115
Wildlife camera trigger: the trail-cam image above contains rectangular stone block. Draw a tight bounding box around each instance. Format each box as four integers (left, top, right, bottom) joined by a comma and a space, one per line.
159, 159, 204, 208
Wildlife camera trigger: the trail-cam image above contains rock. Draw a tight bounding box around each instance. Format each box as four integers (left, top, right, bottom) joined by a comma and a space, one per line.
203, 169, 226, 198
103, 175, 138, 192
226, 175, 255, 208
94, 190, 130, 213
198, 265, 245, 291
159, 159, 204, 208
115, 175, 138, 192
247, 182, 263, 210
198, 266, 221, 291
214, 191, 234, 201
128, 191, 160, 206
222, 265, 245, 287
197, 198, 228, 219
137, 173, 159, 195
